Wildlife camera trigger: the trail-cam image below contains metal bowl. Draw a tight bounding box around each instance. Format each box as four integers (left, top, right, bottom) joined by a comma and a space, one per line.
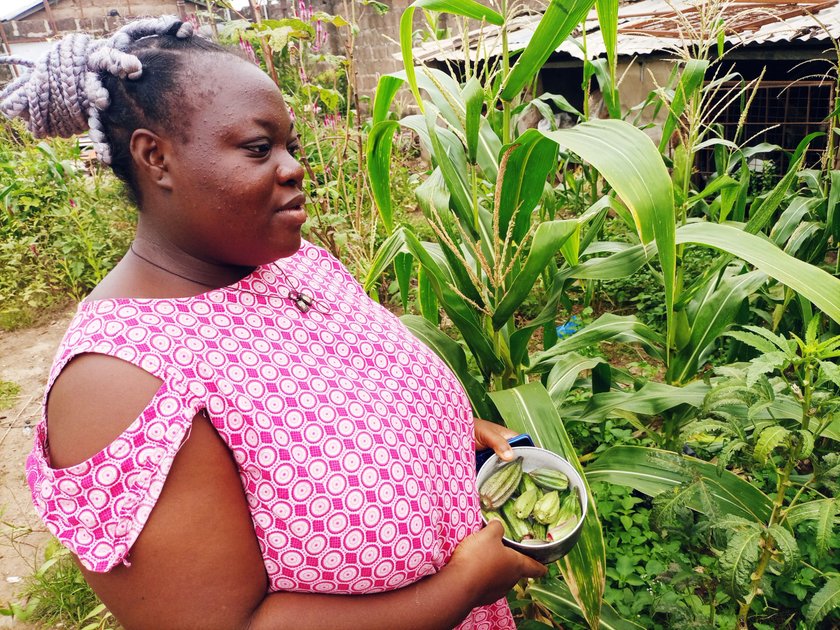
476, 446, 588, 564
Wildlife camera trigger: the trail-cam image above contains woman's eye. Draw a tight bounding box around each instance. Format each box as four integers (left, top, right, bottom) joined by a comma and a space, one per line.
245, 142, 271, 156
288, 143, 300, 158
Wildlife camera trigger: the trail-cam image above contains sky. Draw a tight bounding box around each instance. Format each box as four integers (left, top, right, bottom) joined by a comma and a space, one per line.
1, 0, 41, 22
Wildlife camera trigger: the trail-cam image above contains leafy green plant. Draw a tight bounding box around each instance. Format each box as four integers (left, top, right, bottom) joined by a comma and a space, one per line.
0, 119, 134, 329
0, 380, 20, 410
612, 317, 840, 628
0, 540, 117, 630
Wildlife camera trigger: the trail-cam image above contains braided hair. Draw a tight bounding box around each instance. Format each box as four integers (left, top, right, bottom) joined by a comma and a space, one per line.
0, 16, 233, 200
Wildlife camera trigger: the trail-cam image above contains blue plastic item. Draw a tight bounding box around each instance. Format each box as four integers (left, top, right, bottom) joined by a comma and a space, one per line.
556, 316, 582, 339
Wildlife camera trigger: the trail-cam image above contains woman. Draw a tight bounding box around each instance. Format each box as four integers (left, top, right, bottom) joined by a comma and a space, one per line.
1, 17, 545, 629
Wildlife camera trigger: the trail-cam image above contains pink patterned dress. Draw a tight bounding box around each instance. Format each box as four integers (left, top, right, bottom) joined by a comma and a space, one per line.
26, 240, 513, 629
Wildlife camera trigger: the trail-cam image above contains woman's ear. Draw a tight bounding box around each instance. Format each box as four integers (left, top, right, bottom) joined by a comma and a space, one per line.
129, 129, 173, 191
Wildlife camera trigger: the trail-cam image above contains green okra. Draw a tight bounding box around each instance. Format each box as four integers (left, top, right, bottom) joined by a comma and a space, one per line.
501, 497, 532, 541
532, 490, 561, 525
479, 457, 523, 509
529, 467, 570, 492
513, 486, 540, 520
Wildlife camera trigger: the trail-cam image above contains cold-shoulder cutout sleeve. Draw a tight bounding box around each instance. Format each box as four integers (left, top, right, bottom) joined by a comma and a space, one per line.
27, 347, 205, 573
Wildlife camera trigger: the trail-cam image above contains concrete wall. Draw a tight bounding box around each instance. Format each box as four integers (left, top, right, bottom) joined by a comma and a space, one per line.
1, 0, 575, 115
344, 0, 548, 111
617, 56, 673, 145
1, 0, 200, 48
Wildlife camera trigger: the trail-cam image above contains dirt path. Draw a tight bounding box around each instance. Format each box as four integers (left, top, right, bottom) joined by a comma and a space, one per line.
0, 307, 75, 628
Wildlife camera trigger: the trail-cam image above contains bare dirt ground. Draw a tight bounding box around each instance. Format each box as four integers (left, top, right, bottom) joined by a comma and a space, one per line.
0, 306, 75, 628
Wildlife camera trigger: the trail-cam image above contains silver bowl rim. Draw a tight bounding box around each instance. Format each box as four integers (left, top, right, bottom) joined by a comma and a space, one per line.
477, 445, 588, 548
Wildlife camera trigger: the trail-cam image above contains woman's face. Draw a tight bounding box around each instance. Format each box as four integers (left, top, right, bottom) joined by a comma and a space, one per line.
160, 54, 306, 267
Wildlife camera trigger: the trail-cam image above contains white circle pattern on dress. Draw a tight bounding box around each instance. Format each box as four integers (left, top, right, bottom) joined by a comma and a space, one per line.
26, 241, 513, 629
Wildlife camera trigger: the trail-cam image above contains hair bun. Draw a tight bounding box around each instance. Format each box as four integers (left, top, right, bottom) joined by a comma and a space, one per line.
0, 15, 196, 161
0, 32, 100, 139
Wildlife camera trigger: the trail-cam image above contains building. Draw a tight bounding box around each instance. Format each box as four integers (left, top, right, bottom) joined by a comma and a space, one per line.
409, 0, 840, 172
1, 0, 216, 66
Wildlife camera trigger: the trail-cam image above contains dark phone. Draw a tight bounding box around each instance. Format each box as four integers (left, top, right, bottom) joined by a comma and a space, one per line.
475, 433, 534, 471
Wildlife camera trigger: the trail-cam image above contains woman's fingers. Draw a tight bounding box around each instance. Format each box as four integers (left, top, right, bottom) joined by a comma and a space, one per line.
474, 418, 518, 461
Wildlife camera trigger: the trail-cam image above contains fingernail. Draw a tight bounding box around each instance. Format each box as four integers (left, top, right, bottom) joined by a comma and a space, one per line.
501, 448, 513, 460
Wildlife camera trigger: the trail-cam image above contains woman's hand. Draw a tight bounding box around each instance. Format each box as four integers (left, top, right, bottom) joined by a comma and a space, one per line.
446, 520, 547, 606
474, 418, 518, 461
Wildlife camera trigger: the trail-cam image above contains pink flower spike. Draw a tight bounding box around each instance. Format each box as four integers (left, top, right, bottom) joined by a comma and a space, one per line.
68, 199, 76, 207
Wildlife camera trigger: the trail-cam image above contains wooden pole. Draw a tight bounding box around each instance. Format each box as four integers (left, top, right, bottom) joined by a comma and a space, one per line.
247, 0, 261, 22
0, 25, 18, 77
42, 0, 59, 35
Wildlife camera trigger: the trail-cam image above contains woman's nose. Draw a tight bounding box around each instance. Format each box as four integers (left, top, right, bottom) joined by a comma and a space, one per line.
277, 152, 305, 187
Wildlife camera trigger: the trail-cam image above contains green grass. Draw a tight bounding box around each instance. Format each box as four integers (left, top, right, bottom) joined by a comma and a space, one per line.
0, 380, 20, 411
0, 541, 117, 630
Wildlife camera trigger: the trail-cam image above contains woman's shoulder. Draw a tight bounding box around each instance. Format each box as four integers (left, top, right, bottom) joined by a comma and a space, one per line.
285, 239, 362, 287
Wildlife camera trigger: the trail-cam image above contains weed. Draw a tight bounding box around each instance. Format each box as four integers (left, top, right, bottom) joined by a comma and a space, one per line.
0, 380, 21, 410
0, 540, 116, 629
0, 120, 135, 329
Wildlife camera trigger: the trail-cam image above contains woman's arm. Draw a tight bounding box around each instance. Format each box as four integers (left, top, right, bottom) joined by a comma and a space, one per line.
47, 355, 545, 630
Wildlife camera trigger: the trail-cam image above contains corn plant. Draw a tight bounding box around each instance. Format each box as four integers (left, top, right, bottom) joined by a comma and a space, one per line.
528, 13, 840, 449
365, 0, 840, 627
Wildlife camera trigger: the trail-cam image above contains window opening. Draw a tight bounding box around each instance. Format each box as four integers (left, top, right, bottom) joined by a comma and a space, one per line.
695, 80, 833, 176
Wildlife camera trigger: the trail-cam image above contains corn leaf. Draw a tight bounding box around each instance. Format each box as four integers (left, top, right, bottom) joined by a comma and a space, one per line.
540, 120, 675, 358
770, 197, 820, 246
462, 77, 483, 164
827, 170, 840, 243
416, 265, 439, 324
675, 222, 840, 325
395, 68, 501, 180
489, 382, 606, 629
529, 313, 664, 373
367, 120, 401, 233
679, 153, 805, 308
595, 0, 619, 85
667, 270, 768, 384
578, 381, 708, 423
586, 446, 773, 522
501, 0, 596, 100
365, 228, 504, 376
571, 243, 653, 280
657, 60, 708, 153
587, 58, 621, 119
492, 220, 577, 330
422, 108, 475, 231
528, 578, 643, 630
372, 74, 404, 125
509, 269, 572, 367
546, 353, 607, 406
496, 129, 559, 244
400, 0, 503, 111
415, 168, 484, 306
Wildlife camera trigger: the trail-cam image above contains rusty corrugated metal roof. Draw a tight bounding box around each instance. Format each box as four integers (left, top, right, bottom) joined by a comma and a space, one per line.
410, 0, 840, 63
